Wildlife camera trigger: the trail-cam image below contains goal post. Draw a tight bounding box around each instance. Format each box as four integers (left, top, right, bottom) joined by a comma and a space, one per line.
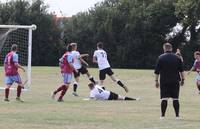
0, 24, 36, 91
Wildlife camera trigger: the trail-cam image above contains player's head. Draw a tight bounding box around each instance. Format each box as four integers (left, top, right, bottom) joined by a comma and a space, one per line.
163, 43, 172, 52
88, 83, 95, 90
70, 43, 77, 50
11, 44, 18, 52
66, 44, 72, 52
194, 51, 200, 60
97, 42, 103, 50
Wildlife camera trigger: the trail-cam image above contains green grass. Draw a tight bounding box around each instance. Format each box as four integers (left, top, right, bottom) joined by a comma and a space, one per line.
0, 67, 200, 129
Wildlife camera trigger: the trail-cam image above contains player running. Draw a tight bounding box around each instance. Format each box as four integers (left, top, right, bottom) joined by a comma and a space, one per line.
52, 44, 77, 102
4, 44, 26, 102
88, 83, 139, 101
93, 42, 129, 93
188, 51, 200, 94
70, 43, 96, 96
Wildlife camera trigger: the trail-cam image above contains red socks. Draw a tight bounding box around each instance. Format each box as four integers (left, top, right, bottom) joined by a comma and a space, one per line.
5, 88, 9, 99
54, 85, 65, 94
59, 86, 68, 100
17, 86, 22, 98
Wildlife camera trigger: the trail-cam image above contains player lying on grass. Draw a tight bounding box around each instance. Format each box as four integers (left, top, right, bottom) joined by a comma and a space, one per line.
52, 44, 77, 102
188, 51, 200, 94
70, 43, 96, 96
4, 44, 26, 102
88, 83, 139, 101
93, 42, 129, 93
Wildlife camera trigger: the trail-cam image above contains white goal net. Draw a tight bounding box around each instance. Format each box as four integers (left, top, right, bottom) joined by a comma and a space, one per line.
0, 25, 36, 91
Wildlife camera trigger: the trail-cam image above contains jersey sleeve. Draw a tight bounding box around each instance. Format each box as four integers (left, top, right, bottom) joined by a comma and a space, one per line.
67, 55, 73, 63
13, 53, 18, 63
90, 91, 95, 98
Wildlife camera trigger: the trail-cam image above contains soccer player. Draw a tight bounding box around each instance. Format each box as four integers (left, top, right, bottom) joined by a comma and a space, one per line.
70, 43, 96, 96
52, 44, 77, 102
93, 42, 129, 93
188, 51, 200, 93
4, 44, 26, 102
88, 83, 139, 101
154, 43, 185, 119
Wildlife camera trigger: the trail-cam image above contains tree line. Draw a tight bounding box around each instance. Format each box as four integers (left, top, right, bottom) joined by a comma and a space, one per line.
0, 0, 200, 68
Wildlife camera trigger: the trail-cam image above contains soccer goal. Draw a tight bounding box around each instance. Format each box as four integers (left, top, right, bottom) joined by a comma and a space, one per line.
0, 25, 36, 91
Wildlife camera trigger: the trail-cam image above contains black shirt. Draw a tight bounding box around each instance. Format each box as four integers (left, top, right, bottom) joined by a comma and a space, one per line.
154, 51, 184, 84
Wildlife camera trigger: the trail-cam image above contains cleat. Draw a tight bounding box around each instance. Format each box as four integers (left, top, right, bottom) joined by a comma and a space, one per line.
72, 92, 79, 97
160, 116, 165, 120
136, 98, 141, 101
57, 99, 64, 102
176, 117, 181, 120
16, 97, 24, 102
4, 98, 9, 102
123, 85, 129, 93
51, 92, 56, 99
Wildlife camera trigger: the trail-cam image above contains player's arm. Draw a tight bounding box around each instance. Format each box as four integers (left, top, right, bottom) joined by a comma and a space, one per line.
154, 58, 161, 88
80, 57, 89, 67
188, 66, 195, 75
15, 63, 25, 72
80, 54, 89, 58
13, 54, 25, 72
93, 56, 98, 64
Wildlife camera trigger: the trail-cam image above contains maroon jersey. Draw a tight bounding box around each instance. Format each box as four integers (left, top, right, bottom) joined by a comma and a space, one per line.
4, 51, 18, 76
59, 52, 74, 73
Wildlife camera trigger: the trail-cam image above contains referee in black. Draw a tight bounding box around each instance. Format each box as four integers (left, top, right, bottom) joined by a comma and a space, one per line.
154, 43, 185, 119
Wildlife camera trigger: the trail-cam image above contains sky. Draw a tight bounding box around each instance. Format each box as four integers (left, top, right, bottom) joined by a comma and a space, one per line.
1, 0, 104, 17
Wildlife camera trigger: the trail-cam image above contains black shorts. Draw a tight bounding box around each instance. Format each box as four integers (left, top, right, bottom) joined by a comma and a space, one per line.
108, 92, 119, 100
160, 82, 180, 99
99, 67, 114, 80
73, 66, 88, 78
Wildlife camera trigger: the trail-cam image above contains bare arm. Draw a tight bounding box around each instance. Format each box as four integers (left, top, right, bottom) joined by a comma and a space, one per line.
15, 63, 25, 72
188, 66, 195, 75
80, 57, 89, 66
93, 56, 98, 64
80, 54, 89, 58
180, 72, 185, 86
155, 74, 160, 88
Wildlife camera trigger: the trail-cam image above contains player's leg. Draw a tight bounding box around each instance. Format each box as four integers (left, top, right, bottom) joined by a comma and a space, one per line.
57, 73, 72, 102
99, 69, 106, 89
4, 76, 13, 101
73, 76, 79, 97
15, 74, 23, 101
172, 83, 180, 118
196, 80, 200, 94
160, 84, 169, 119
173, 98, 180, 118
108, 68, 129, 93
161, 98, 168, 118
52, 73, 70, 99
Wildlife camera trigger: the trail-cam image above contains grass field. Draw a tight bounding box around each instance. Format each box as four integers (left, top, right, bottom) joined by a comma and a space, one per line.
0, 67, 200, 129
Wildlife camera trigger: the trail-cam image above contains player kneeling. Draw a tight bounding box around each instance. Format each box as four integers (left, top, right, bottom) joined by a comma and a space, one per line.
88, 83, 139, 101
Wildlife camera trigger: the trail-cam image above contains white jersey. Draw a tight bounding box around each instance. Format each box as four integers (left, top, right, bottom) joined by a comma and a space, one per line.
93, 49, 110, 70
71, 50, 82, 69
90, 85, 110, 100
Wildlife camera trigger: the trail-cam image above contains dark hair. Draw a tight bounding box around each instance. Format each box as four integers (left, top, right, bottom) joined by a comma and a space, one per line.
97, 42, 103, 49
194, 51, 200, 56
88, 83, 94, 89
163, 42, 172, 51
11, 44, 18, 51
66, 44, 72, 52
